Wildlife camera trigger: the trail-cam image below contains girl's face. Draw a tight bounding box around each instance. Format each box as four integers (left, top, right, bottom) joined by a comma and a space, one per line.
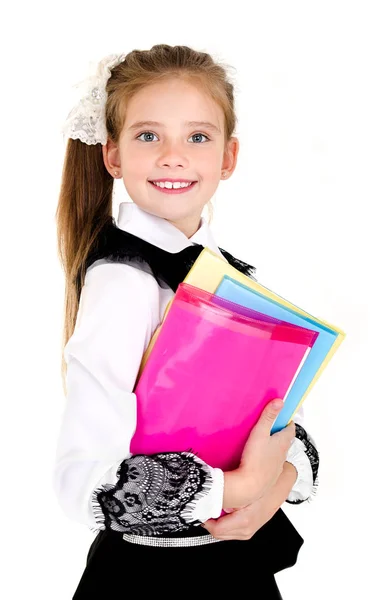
103, 78, 239, 237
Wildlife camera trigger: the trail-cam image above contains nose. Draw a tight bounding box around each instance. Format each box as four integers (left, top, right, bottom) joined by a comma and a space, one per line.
157, 140, 189, 169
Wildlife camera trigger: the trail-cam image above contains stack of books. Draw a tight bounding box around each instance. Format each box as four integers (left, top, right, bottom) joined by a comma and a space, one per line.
130, 248, 345, 471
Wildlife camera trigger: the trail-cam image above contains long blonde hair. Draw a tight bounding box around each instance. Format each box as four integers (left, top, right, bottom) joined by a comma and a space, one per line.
55, 44, 239, 394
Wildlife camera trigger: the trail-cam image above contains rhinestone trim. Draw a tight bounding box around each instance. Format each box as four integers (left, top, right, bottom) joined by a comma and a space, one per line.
122, 533, 222, 547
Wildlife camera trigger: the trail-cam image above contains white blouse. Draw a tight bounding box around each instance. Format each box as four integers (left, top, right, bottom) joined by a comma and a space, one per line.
52, 201, 316, 533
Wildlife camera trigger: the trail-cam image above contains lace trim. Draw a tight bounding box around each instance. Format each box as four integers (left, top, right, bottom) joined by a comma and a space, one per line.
286, 423, 320, 505
91, 452, 213, 536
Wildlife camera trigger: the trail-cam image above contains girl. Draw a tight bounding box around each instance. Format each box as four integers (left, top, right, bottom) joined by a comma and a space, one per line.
54, 45, 319, 599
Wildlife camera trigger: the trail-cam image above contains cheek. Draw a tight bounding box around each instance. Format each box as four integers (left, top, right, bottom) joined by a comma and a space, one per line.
199, 151, 223, 175
123, 154, 151, 178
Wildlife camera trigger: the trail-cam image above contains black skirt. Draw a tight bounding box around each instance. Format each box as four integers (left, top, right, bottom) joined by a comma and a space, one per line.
72, 510, 303, 599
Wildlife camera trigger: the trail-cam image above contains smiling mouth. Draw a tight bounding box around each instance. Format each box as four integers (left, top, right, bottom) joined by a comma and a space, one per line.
149, 181, 198, 194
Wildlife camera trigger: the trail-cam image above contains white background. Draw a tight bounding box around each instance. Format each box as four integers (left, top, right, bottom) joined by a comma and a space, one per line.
1, 1, 374, 598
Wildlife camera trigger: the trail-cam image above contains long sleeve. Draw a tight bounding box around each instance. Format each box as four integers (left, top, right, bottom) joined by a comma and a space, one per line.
285, 404, 320, 504
52, 261, 224, 536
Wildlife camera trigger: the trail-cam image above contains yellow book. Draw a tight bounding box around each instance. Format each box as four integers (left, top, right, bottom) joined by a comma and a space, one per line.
138, 248, 346, 415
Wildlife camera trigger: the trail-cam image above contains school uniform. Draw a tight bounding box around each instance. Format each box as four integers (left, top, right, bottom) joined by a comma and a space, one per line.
53, 202, 319, 599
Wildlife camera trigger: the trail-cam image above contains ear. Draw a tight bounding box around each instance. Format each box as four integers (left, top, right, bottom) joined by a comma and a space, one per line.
221, 136, 239, 179
102, 138, 121, 177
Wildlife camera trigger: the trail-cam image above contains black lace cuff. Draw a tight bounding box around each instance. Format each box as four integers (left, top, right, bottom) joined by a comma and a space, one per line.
286, 423, 320, 505
91, 452, 213, 536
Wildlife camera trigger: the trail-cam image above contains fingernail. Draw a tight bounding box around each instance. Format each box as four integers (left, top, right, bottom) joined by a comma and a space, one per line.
272, 400, 283, 409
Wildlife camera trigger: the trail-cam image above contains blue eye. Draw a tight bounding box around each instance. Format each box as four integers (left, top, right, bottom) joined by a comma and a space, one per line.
189, 133, 210, 143
137, 132, 158, 142
136, 131, 210, 143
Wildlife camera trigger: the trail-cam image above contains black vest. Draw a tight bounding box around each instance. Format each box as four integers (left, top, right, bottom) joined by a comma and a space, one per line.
83, 216, 256, 293
84, 218, 304, 574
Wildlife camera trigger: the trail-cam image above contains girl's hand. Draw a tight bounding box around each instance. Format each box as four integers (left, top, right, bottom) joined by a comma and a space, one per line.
203, 461, 298, 541
223, 399, 296, 509
202, 500, 273, 541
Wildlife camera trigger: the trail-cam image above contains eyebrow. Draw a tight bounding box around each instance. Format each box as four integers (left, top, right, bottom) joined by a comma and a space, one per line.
127, 120, 221, 134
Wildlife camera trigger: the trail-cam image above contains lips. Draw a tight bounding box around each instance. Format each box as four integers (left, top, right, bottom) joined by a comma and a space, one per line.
149, 179, 196, 184
148, 181, 197, 194
150, 181, 193, 188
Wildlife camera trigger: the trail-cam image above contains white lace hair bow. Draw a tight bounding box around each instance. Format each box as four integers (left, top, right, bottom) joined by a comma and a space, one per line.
61, 53, 127, 146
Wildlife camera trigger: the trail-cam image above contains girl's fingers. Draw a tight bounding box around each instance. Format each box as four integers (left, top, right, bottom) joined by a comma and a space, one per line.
203, 510, 254, 539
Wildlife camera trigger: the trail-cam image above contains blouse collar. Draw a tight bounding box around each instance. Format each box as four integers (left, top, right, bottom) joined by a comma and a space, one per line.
117, 202, 225, 258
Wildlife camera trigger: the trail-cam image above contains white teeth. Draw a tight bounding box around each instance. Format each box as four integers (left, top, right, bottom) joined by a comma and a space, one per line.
152, 181, 193, 189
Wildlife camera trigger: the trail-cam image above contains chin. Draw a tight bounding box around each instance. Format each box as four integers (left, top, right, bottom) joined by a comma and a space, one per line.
142, 199, 204, 222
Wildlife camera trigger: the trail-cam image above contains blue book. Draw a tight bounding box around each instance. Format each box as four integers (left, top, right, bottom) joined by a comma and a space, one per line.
215, 275, 339, 433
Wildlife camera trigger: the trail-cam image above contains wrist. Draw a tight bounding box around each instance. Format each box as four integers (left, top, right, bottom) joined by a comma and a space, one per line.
223, 470, 241, 509
284, 461, 298, 485
223, 468, 255, 510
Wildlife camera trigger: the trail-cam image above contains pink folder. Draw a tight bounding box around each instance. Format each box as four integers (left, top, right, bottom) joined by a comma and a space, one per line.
130, 283, 318, 471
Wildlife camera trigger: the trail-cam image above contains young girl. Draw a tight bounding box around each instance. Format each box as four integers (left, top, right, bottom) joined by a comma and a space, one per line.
53, 45, 319, 599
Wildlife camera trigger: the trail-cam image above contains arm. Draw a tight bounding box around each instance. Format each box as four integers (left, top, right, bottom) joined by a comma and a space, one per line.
52, 261, 224, 535
203, 461, 298, 540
